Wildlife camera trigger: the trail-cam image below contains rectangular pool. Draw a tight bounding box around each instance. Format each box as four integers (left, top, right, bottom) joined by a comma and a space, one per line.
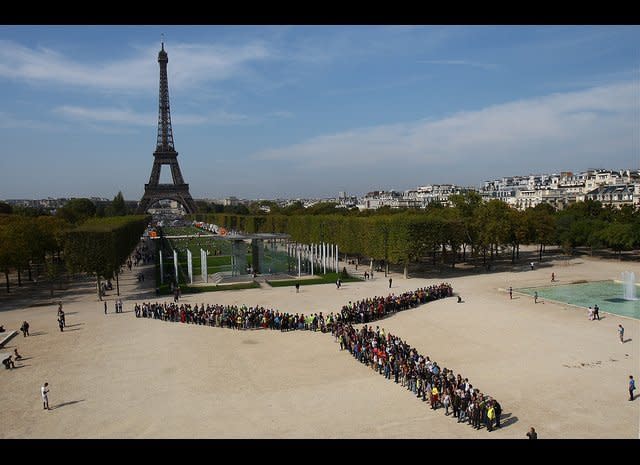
518, 280, 640, 320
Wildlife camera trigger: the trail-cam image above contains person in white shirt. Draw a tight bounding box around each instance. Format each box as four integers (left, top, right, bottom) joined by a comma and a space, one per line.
41, 382, 50, 410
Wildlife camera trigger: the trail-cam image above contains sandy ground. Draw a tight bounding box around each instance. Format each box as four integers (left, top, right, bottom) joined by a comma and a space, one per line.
0, 256, 638, 439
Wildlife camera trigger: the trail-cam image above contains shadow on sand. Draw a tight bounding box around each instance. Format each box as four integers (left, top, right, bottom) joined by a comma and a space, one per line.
500, 415, 519, 428
51, 399, 85, 410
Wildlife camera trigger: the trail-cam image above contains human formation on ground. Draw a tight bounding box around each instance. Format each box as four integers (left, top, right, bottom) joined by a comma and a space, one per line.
134, 282, 507, 432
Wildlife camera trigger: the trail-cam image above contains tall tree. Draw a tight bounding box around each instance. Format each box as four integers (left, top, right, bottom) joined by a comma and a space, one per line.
56, 198, 96, 224
109, 191, 128, 216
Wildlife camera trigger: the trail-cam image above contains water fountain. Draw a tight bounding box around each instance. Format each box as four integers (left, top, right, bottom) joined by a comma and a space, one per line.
621, 271, 638, 300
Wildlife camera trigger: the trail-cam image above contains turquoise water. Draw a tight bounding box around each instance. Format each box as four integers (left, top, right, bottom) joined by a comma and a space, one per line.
518, 281, 640, 320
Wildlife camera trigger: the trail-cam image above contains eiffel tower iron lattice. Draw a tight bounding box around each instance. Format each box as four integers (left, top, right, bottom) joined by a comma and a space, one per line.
137, 42, 197, 215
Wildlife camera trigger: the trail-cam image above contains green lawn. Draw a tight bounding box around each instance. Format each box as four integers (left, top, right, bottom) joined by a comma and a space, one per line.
267, 272, 362, 287
162, 226, 206, 236
156, 281, 260, 295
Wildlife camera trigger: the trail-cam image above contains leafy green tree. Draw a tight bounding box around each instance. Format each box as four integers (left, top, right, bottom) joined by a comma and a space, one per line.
524, 204, 556, 261
450, 191, 483, 261
507, 208, 527, 263
306, 202, 340, 215
599, 223, 635, 258
0, 223, 15, 292
64, 216, 150, 299
56, 198, 96, 224
109, 191, 128, 216
13, 205, 50, 217
0, 202, 12, 214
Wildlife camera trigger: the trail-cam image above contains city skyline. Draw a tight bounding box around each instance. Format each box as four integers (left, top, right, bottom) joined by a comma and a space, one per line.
1, 26, 639, 200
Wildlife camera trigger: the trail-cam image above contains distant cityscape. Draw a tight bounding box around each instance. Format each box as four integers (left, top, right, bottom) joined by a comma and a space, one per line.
2, 167, 639, 213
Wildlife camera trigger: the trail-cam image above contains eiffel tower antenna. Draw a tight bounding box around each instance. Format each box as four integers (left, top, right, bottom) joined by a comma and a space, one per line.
137, 42, 197, 215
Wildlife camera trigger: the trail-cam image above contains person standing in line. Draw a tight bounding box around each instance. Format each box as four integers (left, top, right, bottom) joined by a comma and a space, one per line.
487, 403, 495, 432
509, 287, 513, 299
389, 277, 392, 288
41, 382, 50, 410
618, 324, 624, 343
494, 399, 502, 428
526, 427, 537, 439
629, 375, 636, 401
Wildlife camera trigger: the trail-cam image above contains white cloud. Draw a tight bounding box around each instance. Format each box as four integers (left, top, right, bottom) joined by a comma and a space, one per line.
419, 59, 498, 70
54, 106, 156, 125
268, 110, 294, 118
0, 111, 64, 131
252, 81, 640, 179
0, 40, 271, 93
53, 105, 248, 127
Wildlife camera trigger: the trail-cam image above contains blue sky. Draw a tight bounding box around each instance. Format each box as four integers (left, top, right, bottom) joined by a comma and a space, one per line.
0, 25, 638, 200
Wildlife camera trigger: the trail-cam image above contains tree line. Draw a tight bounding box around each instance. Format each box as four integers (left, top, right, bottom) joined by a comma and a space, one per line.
192, 193, 640, 276
0, 193, 149, 299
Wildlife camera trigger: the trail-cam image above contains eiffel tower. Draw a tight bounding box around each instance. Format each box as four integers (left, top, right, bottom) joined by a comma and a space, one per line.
137, 42, 197, 215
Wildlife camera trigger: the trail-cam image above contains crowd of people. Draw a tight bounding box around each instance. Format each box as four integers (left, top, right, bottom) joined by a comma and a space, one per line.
333, 321, 502, 432
135, 283, 454, 333
133, 282, 503, 432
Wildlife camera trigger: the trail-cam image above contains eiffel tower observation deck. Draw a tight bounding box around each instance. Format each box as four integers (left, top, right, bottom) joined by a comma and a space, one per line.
137, 42, 197, 215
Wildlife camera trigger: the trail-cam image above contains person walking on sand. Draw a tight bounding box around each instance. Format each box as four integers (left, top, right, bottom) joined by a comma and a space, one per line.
509, 287, 512, 299
593, 304, 600, 321
20, 321, 29, 337
534, 291, 538, 304
41, 382, 50, 410
551, 272, 555, 282
618, 324, 624, 344
104, 301, 107, 315
629, 375, 636, 401
389, 277, 392, 288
